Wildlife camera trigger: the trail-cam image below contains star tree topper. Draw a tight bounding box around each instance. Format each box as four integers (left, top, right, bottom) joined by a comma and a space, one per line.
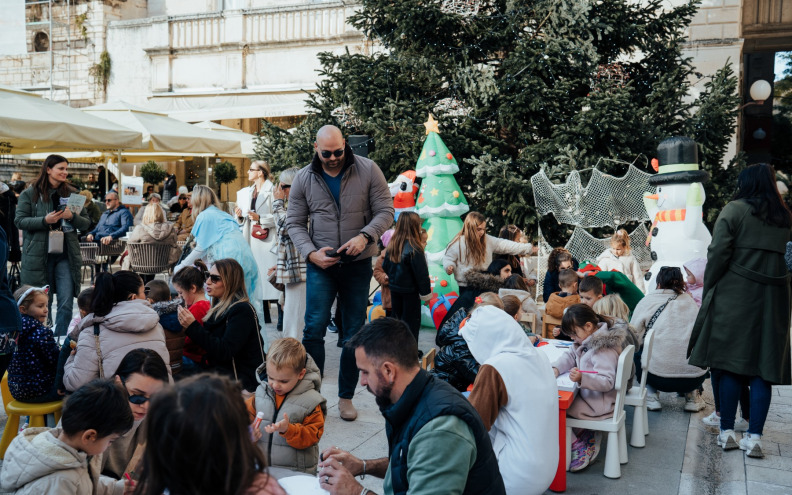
424, 114, 440, 135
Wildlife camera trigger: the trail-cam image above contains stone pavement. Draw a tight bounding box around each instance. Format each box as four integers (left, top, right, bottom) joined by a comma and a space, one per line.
1, 299, 790, 494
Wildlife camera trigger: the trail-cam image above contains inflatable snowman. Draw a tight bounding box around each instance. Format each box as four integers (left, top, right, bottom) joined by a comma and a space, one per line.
642, 137, 712, 293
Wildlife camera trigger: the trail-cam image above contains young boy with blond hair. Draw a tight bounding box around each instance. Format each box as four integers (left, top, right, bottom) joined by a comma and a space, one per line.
247, 337, 326, 473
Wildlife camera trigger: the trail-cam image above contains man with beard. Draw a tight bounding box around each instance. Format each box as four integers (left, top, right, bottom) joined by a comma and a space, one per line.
286, 125, 393, 422
317, 318, 505, 495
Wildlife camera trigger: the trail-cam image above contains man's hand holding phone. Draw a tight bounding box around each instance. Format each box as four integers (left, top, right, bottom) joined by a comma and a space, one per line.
309, 247, 341, 269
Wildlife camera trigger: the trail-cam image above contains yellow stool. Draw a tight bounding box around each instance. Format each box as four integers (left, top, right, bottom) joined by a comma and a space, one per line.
0, 372, 63, 459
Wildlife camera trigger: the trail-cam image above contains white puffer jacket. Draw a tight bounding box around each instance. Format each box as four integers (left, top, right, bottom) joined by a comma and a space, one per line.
0, 427, 124, 495
63, 299, 170, 392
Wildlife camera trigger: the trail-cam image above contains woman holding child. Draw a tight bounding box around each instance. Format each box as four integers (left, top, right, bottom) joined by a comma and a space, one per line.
688, 163, 792, 458
177, 258, 265, 393
62, 271, 170, 392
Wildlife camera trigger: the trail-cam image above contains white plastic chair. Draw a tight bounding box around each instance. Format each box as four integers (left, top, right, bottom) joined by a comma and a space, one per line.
566, 344, 635, 479
625, 328, 656, 447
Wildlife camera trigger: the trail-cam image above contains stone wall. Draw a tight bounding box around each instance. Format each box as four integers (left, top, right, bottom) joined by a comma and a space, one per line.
0, 0, 147, 106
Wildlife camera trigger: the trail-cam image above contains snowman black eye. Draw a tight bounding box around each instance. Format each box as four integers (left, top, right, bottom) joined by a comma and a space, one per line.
658, 187, 662, 192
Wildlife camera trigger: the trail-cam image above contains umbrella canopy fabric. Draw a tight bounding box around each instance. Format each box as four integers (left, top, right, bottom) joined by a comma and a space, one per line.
82, 102, 241, 155
0, 85, 144, 154
194, 121, 256, 156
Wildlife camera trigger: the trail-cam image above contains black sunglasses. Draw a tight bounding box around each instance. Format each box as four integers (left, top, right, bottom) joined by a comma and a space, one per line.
120, 376, 150, 405
206, 273, 222, 283
320, 149, 344, 159
104, 199, 114, 203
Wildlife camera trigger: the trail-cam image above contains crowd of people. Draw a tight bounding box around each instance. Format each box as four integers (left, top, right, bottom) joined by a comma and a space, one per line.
0, 127, 790, 494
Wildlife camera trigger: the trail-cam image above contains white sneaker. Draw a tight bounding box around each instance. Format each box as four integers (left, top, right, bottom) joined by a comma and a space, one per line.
646, 392, 661, 411
717, 429, 739, 451
739, 433, 764, 458
684, 390, 706, 412
702, 411, 720, 427
734, 417, 749, 432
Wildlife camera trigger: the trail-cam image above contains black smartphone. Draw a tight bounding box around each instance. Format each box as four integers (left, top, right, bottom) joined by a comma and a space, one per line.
325, 249, 343, 258
57, 204, 67, 212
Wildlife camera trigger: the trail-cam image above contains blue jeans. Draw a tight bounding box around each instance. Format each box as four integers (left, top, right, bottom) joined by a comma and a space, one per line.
717, 369, 771, 435
302, 259, 372, 399
47, 258, 74, 338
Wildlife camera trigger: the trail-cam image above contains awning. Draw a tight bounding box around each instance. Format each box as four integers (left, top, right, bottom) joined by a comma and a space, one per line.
146, 91, 311, 122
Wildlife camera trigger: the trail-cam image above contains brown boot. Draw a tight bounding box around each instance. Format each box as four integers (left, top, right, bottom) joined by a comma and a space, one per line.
338, 398, 358, 421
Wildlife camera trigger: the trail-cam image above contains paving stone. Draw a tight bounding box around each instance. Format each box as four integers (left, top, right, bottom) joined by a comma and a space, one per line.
679, 475, 747, 495
744, 454, 792, 471
747, 481, 792, 495
745, 465, 792, 487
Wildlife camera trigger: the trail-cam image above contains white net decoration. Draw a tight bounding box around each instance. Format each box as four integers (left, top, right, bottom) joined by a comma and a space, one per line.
530, 165, 652, 229
441, 0, 481, 16
532, 164, 653, 301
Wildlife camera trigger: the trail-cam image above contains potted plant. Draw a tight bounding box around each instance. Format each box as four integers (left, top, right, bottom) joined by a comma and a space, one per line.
213, 160, 238, 211
140, 161, 167, 190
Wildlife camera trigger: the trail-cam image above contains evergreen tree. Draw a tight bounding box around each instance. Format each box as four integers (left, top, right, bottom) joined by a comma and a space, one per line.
255, 0, 741, 242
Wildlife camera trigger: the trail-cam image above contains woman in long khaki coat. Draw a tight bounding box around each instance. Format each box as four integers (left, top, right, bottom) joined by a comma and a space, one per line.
687, 163, 792, 458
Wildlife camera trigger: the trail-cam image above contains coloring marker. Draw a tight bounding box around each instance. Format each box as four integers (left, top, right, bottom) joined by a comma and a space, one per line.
124, 473, 135, 487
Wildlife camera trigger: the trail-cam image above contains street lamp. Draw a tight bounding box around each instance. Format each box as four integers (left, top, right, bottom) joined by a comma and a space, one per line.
740, 79, 772, 109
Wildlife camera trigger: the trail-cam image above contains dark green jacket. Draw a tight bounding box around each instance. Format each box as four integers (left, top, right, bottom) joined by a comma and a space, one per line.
687, 200, 791, 385
14, 186, 90, 294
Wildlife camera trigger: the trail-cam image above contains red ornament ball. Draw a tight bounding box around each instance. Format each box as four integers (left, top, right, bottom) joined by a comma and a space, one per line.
440, 280, 448, 287
418, 195, 424, 203
446, 153, 453, 160
651, 158, 659, 172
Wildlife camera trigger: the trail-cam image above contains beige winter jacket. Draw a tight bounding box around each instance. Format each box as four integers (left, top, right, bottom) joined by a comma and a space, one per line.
125, 222, 180, 265
443, 235, 534, 287
0, 427, 124, 495
63, 299, 171, 392
630, 290, 706, 379
596, 250, 645, 292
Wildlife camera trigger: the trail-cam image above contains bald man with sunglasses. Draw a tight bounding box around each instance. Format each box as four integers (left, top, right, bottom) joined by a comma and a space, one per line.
286, 125, 394, 421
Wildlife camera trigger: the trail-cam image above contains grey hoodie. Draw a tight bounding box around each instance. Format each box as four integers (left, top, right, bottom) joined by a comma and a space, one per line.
0, 427, 123, 495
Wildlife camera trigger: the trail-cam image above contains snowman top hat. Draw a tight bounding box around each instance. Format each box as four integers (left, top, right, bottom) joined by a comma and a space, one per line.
649, 136, 710, 186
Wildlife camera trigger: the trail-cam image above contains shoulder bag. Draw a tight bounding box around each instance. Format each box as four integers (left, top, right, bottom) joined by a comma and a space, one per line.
646, 293, 678, 331
94, 323, 106, 379
251, 192, 273, 242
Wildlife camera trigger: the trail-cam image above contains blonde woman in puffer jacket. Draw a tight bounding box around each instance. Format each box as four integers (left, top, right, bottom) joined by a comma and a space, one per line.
63, 271, 170, 392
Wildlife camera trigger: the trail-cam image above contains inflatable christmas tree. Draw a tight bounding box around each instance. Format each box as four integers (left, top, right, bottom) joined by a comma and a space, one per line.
416, 114, 469, 299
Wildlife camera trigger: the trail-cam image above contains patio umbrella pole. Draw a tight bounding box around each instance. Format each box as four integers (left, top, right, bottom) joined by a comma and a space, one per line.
206, 156, 209, 186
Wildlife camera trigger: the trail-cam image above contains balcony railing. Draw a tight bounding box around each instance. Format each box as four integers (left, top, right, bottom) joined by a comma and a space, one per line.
169, 2, 359, 50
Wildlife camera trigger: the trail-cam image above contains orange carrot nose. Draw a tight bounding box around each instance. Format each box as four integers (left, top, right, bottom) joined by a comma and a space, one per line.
645, 194, 659, 200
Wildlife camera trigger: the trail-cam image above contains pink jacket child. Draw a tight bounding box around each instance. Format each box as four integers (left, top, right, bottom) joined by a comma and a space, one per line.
551, 323, 629, 420
683, 258, 706, 307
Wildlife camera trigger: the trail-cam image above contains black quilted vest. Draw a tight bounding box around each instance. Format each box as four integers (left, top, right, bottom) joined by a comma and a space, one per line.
381, 370, 505, 495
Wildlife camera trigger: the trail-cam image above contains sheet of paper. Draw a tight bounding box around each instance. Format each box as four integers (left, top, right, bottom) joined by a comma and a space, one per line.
236, 188, 251, 216
557, 372, 578, 392
537, 341, 572, 364
66, 193, 86, 214
278, 476, 330, 495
